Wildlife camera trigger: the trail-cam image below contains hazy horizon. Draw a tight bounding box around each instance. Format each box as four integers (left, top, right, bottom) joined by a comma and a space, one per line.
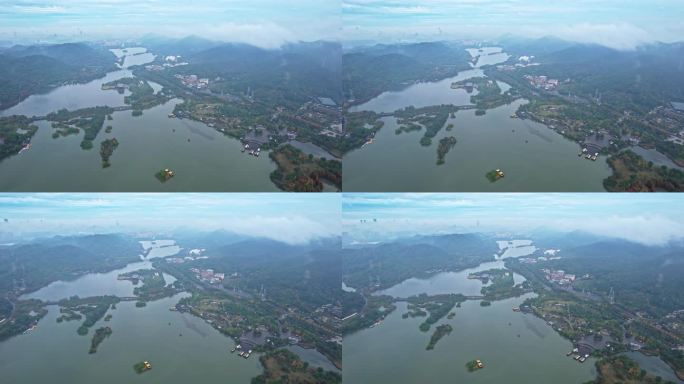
0, 193, 340, 245
0, 0, 340, 49
342, 0, 684, 50
342, 193, 684, 246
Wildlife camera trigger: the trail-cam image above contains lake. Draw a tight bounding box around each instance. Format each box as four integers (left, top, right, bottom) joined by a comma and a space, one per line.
0, 98, 278, 191
1, 240, 265, 383
0, 47, 279, 192
344, 240, 597, 383
344, 296, 597, 383
21, 240, 181, 301
375, 240, 532, 298
344, 47, 612, 192
0, 296, 263, 384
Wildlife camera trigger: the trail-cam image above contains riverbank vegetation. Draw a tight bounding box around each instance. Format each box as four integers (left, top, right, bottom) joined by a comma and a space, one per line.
269, 144, 341, 192
0, 115, 38, 161
603, 150, 684, 191
508, 244, 684, 380
0, 299, 46, 342
252, 349, 341, 384
341, 295, 396, 335
589, 355, 677, 384
340, 111, 384, 154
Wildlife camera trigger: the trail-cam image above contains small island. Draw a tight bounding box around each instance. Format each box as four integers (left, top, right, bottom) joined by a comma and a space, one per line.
436, 136, 457, 165
466, 359, 485, 372
133, 361, 152, 374
486, 169, 505, 182
99, 138, 119, 168
426, 324, 453, 350
155, 168, 175, 183
89, 326, 112, 354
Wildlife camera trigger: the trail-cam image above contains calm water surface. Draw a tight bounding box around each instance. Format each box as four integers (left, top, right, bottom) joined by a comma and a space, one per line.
344, 47, 611, 192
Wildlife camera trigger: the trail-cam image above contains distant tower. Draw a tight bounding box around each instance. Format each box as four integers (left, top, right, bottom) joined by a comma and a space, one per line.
608, 287, 615, 305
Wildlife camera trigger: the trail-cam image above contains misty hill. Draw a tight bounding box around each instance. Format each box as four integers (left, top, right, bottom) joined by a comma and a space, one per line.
152, 40, 342, 107
502, 38, 684, 113
343, 41, 472, 103
343, 233, 498, 290
0, 234, 141, 297
179, 237, 341, 311
0, 43, 116, 110
140, 35, 223, 57
523, 236, 684, 317
499, 35, 579, 57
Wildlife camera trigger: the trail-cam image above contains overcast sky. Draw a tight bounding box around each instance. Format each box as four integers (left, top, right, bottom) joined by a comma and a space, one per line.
342, 193, 684, 246
0, 193, 340, 245
0, 0, 340, 48
343, 0, 684, 49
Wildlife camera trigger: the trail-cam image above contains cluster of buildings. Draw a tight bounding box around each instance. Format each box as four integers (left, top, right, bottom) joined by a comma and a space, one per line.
525, 75, 561, 91
645, 104, 684, 145
175, 74, 210, 89
190, 268, 225, 285
296, 97, 345, 138
314, 303, 343, 328
541, 268, 576, 285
